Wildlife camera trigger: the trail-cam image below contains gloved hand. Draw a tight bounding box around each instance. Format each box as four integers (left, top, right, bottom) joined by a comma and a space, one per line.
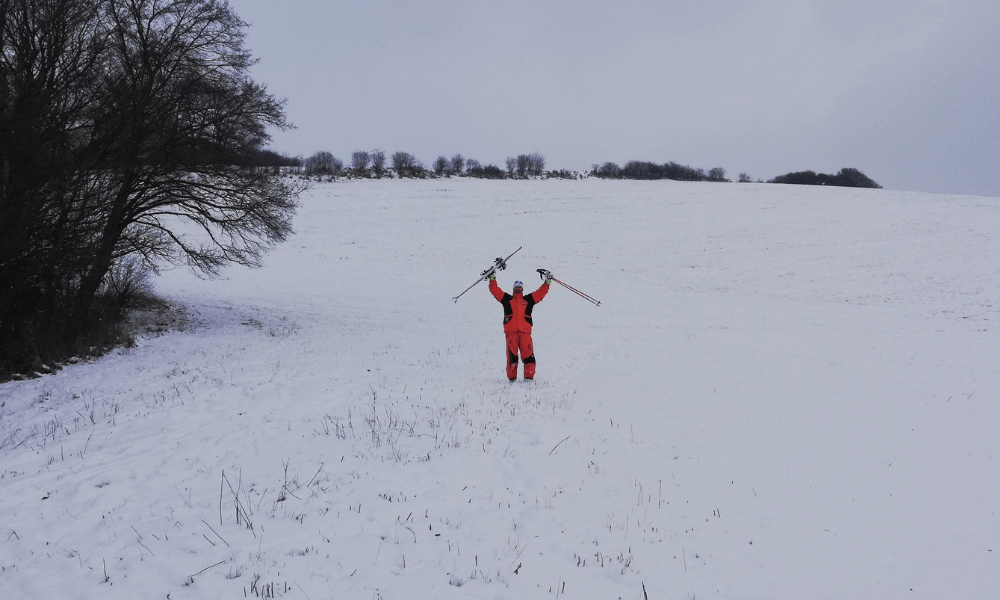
545, 275, 552, 285
487, 273, 496, 281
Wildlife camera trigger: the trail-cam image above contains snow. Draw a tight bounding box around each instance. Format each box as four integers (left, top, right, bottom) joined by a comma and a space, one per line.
2, 178, 998, 599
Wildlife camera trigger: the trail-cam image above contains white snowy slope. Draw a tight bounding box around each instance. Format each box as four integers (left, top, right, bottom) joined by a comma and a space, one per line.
1, 178, 998, 599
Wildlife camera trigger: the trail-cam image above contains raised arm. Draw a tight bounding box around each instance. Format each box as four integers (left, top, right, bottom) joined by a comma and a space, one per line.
527, 281, 550, 303
488, 277, 508, 302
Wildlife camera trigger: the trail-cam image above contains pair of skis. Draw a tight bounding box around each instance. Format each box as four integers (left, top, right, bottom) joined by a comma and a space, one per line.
452, 247, 600, 307
451, 246, 521, 303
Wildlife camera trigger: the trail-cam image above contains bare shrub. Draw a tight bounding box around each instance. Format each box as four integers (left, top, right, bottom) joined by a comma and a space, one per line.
351, 150, 371, 174
707, 167, 728, 182
102, 257, 156, 317
371, 149, 386, 178
392, 152, 424, 177
305, 151, 342, 175
433, 155, 449, 175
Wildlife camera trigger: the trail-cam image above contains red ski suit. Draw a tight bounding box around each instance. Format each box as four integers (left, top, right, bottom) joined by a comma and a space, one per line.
489, 278, 550, 380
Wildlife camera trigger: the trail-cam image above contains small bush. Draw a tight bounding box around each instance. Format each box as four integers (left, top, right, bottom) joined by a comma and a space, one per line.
511, 153, 544, 178
102, 257, 156, 319
371, 150, 387, 178
1, 258, 162, 381
304, 151, 342, 176
594, 162, 621, 178
465, 164, 506, 179
768, 167, 881, 188
707, 167, 728, 182
433, 156, 449, 176
351, 151, 371, 175
391, 152, 426, 178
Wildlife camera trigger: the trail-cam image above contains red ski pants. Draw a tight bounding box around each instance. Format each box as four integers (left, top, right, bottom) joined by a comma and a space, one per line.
505, 332, 536, 380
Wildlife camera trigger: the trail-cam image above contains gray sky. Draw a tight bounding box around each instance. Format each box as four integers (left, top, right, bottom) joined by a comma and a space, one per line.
228, 0, 1000, 197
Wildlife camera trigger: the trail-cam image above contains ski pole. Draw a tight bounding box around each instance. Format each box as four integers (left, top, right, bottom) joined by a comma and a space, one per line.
537, 269, 601, 306
453, 246, 522, 303
552, 277, 601, 306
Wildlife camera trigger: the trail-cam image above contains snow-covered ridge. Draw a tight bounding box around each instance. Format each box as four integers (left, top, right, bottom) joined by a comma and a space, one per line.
2, 179, 997, 599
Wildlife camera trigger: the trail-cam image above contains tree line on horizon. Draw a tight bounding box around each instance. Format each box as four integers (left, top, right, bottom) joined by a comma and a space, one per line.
286, 150, 552, 180
269, 149, 882, 189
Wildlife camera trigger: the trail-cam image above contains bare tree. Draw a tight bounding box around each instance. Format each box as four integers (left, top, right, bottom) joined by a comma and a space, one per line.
0, 0, 302, 375
449, 153, 465, 175
371, 149, 386, 178
515, 155, 529, 178
505, 157, 517, 177
595, 162, 621, 178
305, 151, 342, 175
432, 156, 448, 175
76, 0, 300, 301
351, 150, 370, 174
0, 0, 108, 374
465, 161, 505, 179
512, 153, 545, 178
392, 151, 422, 177
707, 167, 727, 182
527, 153, 545, 176
391, 151, 415, 170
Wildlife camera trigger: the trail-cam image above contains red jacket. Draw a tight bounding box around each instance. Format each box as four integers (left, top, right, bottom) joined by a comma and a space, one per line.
489, 279, 549, 333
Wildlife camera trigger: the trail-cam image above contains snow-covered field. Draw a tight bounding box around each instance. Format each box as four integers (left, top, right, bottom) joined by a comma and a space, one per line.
2, 178, 998, 599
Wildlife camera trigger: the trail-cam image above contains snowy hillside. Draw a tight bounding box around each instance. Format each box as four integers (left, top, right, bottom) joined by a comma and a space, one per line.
2, 179, 998, 599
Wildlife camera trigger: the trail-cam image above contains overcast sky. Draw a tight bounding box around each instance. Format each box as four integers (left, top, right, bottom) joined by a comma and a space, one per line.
227, 0, 1000, 197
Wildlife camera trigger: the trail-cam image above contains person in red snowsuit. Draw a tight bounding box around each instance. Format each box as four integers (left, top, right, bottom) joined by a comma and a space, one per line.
488, 274, 550, 380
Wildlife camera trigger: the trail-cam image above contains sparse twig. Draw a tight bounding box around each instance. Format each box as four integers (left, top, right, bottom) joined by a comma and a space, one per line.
508, 541, 528, 570
132, 525, 154, 556
81, 427, 95, 458
188, 560, 225, 579
201, 519, 230, 547
220, 471, 225, 525
549, 435, 571, 455
222, 471, 256, 537
278, 458, 302, 502
303, 462, 324, 493
174, 484, 192, 508
294, 581, 312, 600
